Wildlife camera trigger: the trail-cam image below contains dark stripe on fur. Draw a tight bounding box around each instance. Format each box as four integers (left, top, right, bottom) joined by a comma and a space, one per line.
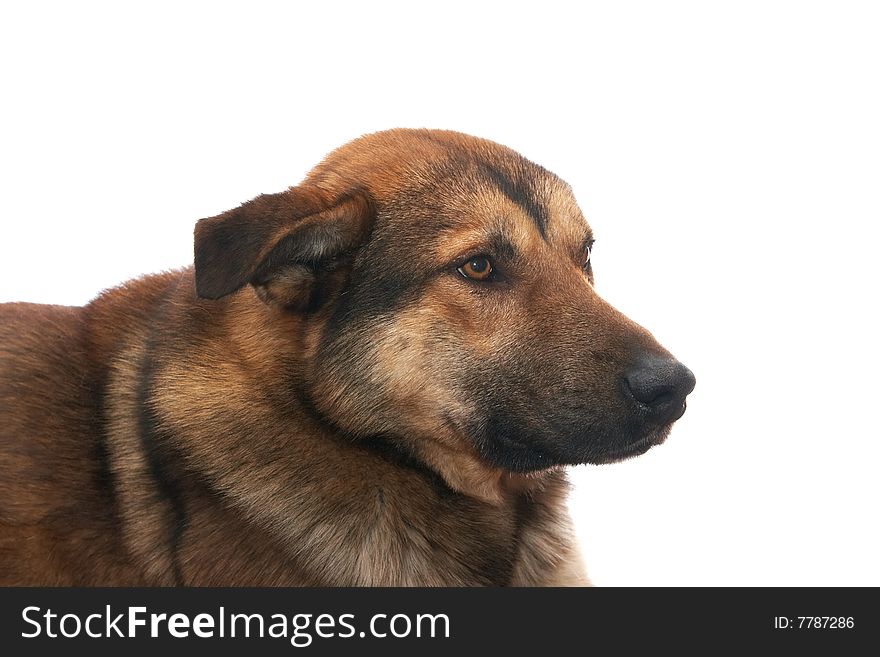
136, 288, 188, 585
420, 132, 550, 237
478, 162, 549, 238
87, 366, 119, 515
90, 431, 114, 500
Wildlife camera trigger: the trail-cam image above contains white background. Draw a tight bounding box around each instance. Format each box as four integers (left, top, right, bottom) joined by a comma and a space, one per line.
2, 1, 878, 586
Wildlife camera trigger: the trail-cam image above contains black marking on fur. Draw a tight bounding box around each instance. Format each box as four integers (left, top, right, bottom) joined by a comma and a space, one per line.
478, 162, 549, 238
418, 132, 551, 238
90, 431, 114, 500
137, 288, 189, 585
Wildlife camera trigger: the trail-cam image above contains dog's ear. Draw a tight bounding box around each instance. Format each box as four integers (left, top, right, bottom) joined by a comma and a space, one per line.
193, 187, 374, 306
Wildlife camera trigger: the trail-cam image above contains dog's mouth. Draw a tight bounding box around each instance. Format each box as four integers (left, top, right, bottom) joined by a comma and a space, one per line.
473, 402, 688, 472
480, 423, 675, 471
591, 424, 673, 464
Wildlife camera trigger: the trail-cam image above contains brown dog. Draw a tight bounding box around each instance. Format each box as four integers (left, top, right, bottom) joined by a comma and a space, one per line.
0, 129, 694, 585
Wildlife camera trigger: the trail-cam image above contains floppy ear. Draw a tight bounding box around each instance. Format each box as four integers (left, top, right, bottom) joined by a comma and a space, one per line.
193, 187, 374, 304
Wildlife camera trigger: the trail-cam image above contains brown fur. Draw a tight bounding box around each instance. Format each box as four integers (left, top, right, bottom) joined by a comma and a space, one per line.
0, 129, 692, 585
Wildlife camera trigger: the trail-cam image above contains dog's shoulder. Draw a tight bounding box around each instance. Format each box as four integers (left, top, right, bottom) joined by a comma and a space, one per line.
0, 276, 187, 584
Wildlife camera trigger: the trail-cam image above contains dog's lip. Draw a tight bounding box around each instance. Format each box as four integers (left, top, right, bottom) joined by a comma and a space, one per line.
594, 426, 672, 464
667, 400, 688, 424
632, 399, 688, 425
607, 437, 656, 460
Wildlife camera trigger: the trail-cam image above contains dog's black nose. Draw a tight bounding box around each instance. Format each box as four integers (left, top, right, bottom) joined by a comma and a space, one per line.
623, 355, 695, 423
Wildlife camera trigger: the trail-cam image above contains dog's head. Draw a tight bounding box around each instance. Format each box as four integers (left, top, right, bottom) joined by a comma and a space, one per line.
194, 129, 694, 487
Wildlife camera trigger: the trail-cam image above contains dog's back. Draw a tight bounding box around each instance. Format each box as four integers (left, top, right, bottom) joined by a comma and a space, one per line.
0, 302, 137, 583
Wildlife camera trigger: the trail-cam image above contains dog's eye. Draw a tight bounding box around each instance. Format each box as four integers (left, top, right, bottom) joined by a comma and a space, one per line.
458, 256, 494, 281
582, 244, 592, 271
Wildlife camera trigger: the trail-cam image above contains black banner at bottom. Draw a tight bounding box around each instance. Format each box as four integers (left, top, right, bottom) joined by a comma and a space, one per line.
0, 588, 873, 653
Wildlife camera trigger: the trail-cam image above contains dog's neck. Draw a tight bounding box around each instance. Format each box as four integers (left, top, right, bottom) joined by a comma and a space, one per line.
219, 283, 552, 507
391, 435, 551, 505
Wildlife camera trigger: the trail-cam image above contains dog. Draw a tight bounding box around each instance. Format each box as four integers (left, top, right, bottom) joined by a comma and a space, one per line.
0, 129, 694, 585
